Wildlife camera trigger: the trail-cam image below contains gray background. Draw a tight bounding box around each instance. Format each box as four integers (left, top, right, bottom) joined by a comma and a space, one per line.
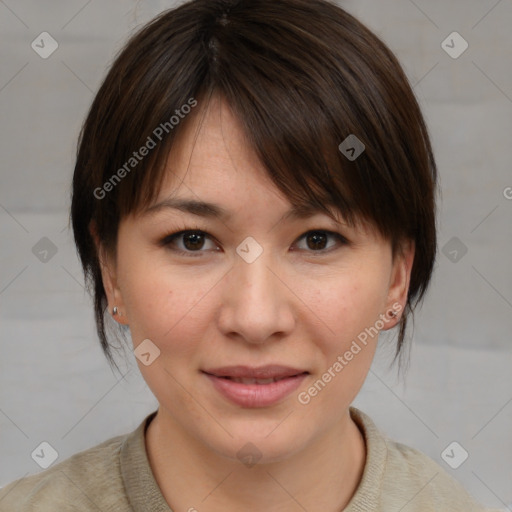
0, 0, 511, 509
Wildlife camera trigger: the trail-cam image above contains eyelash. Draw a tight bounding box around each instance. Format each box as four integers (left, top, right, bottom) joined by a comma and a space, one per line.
158, 224, 349, 258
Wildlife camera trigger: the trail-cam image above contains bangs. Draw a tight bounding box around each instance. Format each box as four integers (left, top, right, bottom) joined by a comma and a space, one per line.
114, 2, 418, 246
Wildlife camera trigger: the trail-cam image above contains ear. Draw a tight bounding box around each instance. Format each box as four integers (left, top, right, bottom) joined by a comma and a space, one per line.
382, 239, 415, 330
89, 221, 129, 326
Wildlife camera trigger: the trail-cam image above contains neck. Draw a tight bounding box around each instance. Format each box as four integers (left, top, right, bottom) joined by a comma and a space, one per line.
145, 408, 366, 512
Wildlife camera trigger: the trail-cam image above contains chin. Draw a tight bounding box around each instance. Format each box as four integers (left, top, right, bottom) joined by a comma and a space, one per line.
202, 420, 309, 466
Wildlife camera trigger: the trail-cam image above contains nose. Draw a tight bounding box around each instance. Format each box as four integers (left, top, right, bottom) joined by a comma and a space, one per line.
217, 247, 295, 345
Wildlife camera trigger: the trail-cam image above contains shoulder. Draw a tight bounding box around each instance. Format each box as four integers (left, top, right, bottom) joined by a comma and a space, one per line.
349, 407, 495, 512
0, 432, 131, 512
382, 437, 489, 511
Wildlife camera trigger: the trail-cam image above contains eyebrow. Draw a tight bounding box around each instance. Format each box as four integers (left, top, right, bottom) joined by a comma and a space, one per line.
142, 198, 337, 224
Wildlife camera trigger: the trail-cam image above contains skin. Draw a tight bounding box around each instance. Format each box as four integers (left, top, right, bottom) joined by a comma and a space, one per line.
93, 95, 415, 512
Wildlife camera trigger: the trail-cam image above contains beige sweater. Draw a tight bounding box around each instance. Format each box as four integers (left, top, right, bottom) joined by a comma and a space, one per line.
0, 407, 497, 511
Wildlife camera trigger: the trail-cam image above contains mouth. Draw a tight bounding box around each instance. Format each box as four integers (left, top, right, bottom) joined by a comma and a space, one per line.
201, 365, 309, 408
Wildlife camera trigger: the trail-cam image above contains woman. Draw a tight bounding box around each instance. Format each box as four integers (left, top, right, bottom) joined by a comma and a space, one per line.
0, 0, 496, 510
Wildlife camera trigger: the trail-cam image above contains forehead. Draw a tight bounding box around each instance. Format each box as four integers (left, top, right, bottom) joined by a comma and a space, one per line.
163, 96, 263, 186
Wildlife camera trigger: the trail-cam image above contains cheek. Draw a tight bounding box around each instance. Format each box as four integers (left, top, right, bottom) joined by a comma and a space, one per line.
121, 268, 212, 410
300, 268, 387, 398
304, 266, 388, 342
119, 256, 219, 367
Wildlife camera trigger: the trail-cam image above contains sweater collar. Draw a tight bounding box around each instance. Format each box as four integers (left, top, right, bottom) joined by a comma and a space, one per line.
344, 407, 387, 511
119, 406, 387, 512
120, 409, 172, 511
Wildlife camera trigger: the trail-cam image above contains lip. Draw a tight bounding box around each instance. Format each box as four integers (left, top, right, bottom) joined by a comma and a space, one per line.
201, 366, 309, 408
202, 365, 308, 379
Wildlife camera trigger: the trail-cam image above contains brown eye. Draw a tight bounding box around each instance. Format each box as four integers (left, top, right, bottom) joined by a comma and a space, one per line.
160, 228, 348, 258
295, 230, 347, 253
305, 232, 328, 250
181, 232, 206, 251
160, 230, 219, 257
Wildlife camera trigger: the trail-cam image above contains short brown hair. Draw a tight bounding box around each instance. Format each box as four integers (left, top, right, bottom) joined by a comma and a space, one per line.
70, 0, 438, 375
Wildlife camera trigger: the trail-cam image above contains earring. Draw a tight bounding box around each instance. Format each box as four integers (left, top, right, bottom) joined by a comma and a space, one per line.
388, 310, 398, 318
112, 306, 119, 316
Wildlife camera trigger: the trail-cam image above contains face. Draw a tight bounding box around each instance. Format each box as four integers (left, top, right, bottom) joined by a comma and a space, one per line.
97, 96, 414, 463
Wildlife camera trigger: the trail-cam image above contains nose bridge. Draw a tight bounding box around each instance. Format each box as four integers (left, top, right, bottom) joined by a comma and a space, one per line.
234, 240, 279, 304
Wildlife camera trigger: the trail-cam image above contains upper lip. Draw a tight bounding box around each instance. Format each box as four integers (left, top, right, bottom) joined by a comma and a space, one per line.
202, 365, 309, 379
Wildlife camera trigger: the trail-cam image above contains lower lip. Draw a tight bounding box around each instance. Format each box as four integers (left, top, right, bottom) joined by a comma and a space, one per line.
203, 372, 308, 408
